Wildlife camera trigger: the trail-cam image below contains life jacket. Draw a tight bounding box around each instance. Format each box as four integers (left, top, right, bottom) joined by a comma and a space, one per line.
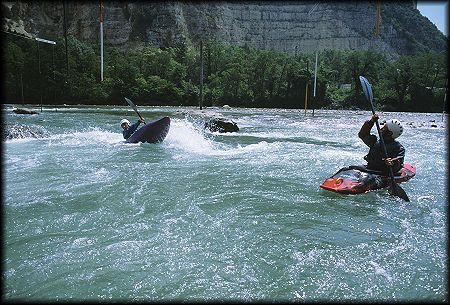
364, 137, 405, 174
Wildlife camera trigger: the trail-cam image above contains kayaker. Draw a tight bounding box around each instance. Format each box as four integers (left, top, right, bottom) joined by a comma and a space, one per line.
121, 117, 145, 139
358, 113, 405, 174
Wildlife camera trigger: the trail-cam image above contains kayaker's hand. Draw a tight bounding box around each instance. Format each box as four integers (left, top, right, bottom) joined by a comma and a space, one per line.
139, 117, 145, 123
370, 113, 379, 123
384, 157, 397, 167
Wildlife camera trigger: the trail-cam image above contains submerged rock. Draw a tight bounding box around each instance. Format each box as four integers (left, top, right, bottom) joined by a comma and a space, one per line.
4, 124, 48, 140
205, 117, 239, 133
180, 109, 239, 133
12, 108, 38, 114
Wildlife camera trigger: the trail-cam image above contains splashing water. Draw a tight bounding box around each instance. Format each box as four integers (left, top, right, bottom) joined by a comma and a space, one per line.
3, 105, 447, 302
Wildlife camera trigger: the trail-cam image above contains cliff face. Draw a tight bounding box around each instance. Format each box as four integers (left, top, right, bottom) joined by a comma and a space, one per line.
2, 1, 447, 58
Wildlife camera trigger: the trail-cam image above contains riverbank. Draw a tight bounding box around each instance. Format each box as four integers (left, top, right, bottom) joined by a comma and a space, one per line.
4, 104, 448, 130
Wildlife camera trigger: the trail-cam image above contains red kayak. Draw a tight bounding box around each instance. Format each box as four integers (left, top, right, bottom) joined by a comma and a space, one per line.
320, 163, 416, 194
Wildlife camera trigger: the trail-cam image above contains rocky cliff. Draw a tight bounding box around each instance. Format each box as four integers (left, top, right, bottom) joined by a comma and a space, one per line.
2, 1, 447, 58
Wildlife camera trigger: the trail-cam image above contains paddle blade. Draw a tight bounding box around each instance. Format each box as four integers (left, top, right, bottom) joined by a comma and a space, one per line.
124, 97, 146, 125
359, 76, 373, 104
388, 182, 410, 202
124, 97, 138, 112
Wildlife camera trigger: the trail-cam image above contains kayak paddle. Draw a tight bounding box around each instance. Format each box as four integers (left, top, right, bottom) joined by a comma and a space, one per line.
124, 97, 146, 125
359, 76, 410, 202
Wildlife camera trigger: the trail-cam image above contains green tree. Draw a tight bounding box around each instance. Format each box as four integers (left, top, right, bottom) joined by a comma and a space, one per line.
389, 57, 413, 109
409, 52, 447, 112
3, 40, 25, 103
2, 33, 446, 112
343, 50, 388, 108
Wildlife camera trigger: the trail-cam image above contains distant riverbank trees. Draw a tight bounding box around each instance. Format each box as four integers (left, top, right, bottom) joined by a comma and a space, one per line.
3, 34, 447, 112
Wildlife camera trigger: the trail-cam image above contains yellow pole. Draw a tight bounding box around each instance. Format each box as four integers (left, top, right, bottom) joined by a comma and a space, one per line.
375, 0, 380, 36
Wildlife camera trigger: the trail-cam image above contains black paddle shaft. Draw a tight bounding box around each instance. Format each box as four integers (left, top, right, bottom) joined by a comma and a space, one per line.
367, 102, 391, 168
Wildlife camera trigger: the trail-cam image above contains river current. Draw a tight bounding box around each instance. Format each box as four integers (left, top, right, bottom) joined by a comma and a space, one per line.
3, 105, 447, 301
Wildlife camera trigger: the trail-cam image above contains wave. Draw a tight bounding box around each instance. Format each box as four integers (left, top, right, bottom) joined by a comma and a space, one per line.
48, 128, 124, 146
164, 118, 280, 156
3, 124, 50, 141
4, 124, 125, 147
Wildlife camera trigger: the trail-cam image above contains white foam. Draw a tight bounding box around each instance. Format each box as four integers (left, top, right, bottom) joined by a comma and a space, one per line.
164, 119, 280, 156
47, 128, 124, 146
4, 137, 40, 144
164, 119, 218, 154
369, 261, 393, 282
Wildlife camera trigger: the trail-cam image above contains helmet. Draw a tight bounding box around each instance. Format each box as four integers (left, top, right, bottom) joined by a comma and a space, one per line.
120, 119, 130, 126
382, 119, 403, 139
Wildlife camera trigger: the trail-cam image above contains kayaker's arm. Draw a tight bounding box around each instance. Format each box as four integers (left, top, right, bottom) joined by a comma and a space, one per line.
358, 114, 379, 147
358, 121, 376, 147
129, 121, 142, 133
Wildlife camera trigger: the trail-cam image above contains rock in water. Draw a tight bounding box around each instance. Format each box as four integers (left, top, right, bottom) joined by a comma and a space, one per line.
205, 118, 239, 133
12, 108, 38, 114
4, 125, 48, 140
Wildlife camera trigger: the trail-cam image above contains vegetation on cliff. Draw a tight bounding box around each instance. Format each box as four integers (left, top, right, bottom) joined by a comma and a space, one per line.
3, 35, 447, 112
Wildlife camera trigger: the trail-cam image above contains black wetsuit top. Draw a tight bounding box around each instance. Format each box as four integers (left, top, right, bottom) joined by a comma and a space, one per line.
122, 121, 141, 139
363, 134, 405, 174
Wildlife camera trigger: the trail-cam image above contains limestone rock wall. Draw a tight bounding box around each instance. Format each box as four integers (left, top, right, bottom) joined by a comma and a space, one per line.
2, 1, 446, 58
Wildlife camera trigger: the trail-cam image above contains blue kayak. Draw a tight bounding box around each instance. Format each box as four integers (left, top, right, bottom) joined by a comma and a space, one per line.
126, 117, 170, 144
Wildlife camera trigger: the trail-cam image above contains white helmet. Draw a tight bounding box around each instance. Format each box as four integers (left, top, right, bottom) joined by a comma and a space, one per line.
382, 119, 403, 139
120, 119, 130, 126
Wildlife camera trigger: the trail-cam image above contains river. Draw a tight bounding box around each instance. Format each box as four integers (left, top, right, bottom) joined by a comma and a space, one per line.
3, 105, 447, 301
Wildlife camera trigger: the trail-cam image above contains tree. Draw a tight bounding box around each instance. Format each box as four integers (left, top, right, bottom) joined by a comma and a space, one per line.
3, 40, 25, 103
2, 33, 446, 112
409, 52, 447, 112
344, 50, 388, 109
